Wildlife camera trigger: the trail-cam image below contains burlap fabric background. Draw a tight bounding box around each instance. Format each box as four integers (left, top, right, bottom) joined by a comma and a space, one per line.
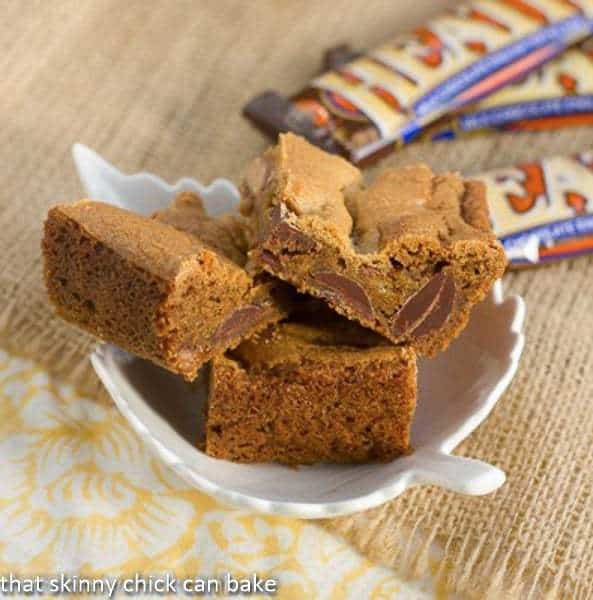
3, 1, 592, 597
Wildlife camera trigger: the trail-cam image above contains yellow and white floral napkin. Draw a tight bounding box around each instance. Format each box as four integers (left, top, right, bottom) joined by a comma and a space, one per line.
0, 349, 448, 599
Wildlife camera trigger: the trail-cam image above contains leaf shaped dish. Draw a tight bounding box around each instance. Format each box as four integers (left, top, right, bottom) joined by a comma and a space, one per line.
74, 143, 525, 518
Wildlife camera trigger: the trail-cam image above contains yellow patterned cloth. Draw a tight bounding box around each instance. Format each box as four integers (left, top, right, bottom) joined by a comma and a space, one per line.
0, 349, 446, 598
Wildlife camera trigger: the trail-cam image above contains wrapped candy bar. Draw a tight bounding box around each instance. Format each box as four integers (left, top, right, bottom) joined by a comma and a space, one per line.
429, 38, 593, 139
244, 0, 593, 165
479, 152, 593, 266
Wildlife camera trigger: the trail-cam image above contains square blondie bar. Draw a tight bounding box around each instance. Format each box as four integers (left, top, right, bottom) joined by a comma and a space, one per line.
206, 311, 417, 465
43, 197, 289, 380
241, 133, 506, 356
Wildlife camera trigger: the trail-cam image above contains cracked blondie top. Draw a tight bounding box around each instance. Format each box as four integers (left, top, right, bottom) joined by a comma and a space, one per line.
206, 309, 417, 465
241, 133, 506, 356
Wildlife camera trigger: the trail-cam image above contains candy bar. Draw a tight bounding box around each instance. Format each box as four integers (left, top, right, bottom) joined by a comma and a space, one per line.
244, 1, 593, 165
479, 151, 593, 266
428, 38, 593, 139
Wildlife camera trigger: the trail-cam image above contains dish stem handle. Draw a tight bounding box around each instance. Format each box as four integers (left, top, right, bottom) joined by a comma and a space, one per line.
412, 449, 506, 495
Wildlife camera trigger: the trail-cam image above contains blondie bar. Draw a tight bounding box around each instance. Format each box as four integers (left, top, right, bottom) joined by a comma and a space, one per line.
206, 310, 417, 465
43, 198, 289, 380
241, 133, 506, 356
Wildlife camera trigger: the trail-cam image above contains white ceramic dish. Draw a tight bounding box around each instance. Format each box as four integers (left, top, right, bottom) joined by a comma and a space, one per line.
74, 144, 525, 519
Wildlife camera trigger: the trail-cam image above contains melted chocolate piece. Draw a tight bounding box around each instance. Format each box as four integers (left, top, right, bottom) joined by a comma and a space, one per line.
268, 205, 318, 253
413, 274, 455, 337
274, 223, 317, 252
391, 273, 446, 337
391, 272, 455, 338
311, 271, 374, 322
210, 304, 268, 345
260, 250, 281, 271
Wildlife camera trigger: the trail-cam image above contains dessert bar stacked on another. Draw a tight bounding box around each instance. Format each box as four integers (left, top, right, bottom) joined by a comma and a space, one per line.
241, 133, 506, 356
206, 133, 505, 464
43, 197, 290, 381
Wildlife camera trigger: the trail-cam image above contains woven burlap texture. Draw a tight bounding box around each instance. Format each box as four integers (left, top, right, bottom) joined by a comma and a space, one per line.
3, 2, 592, 598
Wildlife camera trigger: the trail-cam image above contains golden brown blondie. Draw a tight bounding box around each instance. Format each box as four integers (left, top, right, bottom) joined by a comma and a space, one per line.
241, 133, 506, 356
206, 309, 417, 465
43, 198, 289, 380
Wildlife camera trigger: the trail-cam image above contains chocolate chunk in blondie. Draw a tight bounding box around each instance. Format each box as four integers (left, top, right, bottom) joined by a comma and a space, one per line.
241, 133, 506, 356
